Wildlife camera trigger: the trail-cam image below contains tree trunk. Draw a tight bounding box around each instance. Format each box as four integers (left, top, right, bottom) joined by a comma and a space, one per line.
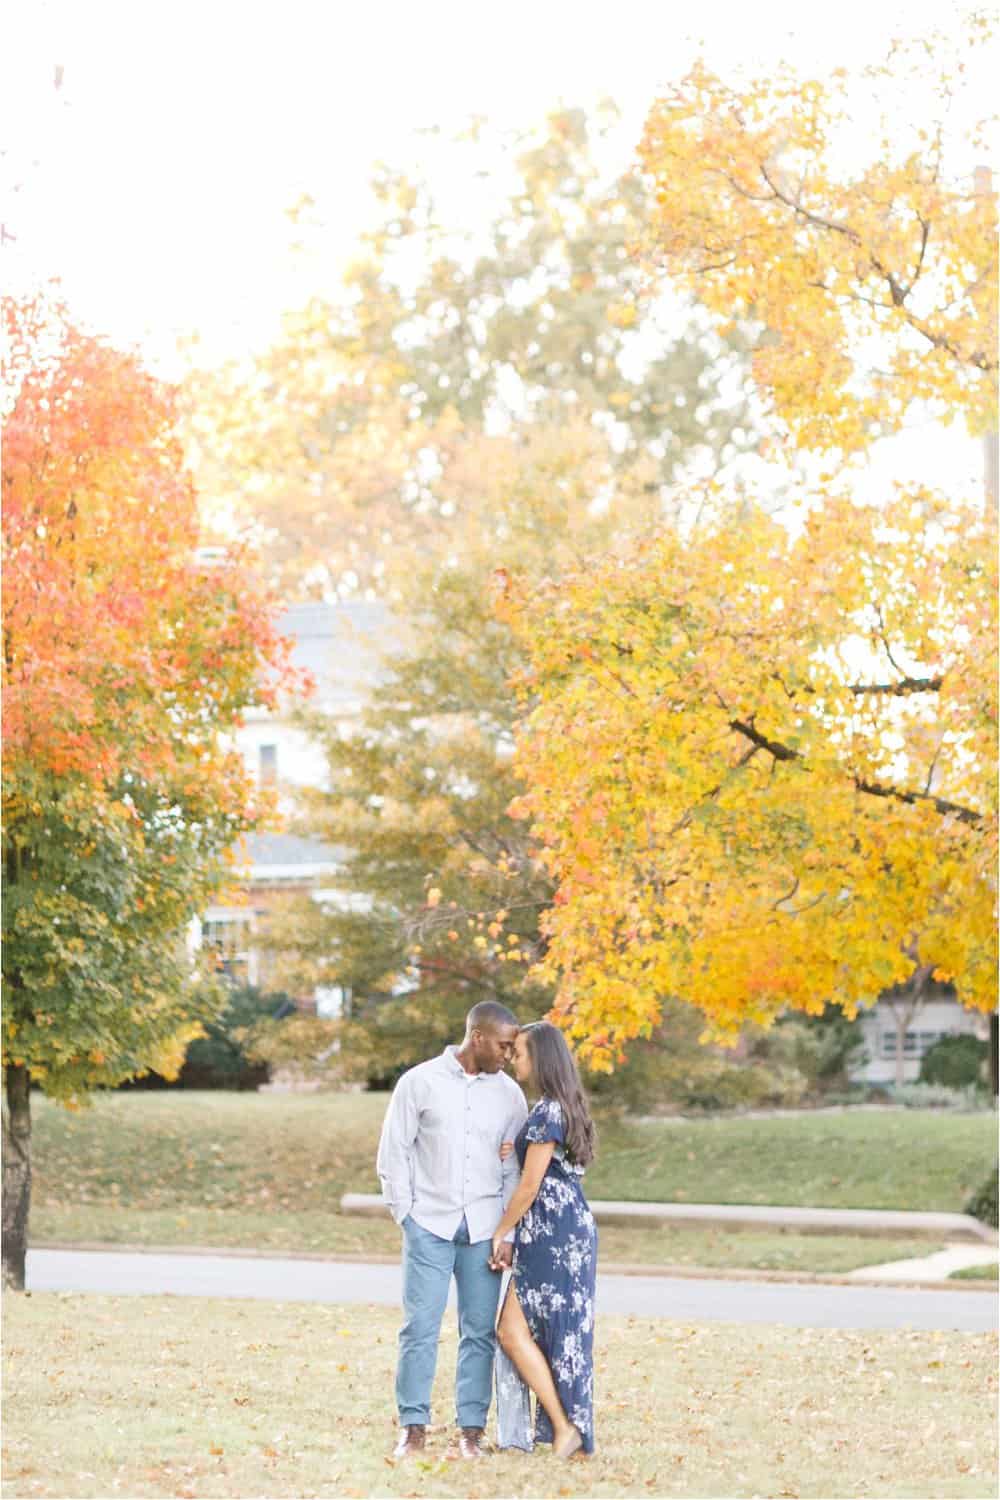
894, 1011, 909, 1087
2, 1064, 32, 1290
889, 963, 932, 1087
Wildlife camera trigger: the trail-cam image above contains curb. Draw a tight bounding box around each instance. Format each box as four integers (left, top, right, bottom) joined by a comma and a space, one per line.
341, 1191, 998, 1245
27, 1241, 999, 1294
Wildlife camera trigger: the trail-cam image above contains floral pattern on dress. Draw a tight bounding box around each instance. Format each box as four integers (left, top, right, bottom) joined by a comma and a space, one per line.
494, 1096, 597, 1454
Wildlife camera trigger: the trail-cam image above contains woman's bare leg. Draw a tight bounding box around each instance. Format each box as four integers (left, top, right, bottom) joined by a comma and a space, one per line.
497, 1283, 581, 1454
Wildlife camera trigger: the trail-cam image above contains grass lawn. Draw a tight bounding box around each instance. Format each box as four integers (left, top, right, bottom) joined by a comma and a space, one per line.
30, 1092, 996, 1275
950, 1264, 999, 1281
3, 1294, 996, 1500
30, 1202, 953, 1276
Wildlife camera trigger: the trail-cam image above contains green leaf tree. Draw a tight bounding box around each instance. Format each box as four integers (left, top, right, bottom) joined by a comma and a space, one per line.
1, 295, 299, 1288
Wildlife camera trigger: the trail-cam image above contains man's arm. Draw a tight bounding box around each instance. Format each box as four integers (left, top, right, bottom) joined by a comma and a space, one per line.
376, 1071, 420, 1226
498, 1086, 529, 1244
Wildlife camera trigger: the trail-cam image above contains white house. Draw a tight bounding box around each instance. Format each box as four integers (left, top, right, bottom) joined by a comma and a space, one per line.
853, 983, 990, 1085
195, 599, 389, 1012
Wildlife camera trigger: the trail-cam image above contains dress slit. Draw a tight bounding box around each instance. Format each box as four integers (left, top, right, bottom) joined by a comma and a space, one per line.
493, 1273, 534, 1450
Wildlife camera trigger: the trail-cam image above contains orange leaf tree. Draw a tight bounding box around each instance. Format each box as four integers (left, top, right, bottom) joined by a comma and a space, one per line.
1, 295, 300, 1286
502, 38, 998, 1071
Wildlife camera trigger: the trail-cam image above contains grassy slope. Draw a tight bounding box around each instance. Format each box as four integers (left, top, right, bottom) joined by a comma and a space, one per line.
3, 1294, 996, 1500
950, 1264, 1000, 1281
29, 1092, 997, 1273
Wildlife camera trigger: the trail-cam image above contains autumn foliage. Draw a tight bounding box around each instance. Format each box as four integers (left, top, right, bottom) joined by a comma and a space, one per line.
502, 40, 998, 1069
502, 490, 996, 1065
2, 294, 303, 1284
637, 41, 997, 453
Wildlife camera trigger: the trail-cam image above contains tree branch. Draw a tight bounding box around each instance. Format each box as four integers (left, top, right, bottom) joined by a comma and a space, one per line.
852, 776, 981, 825
849, 675, 944, 696
727, 717, 983, 825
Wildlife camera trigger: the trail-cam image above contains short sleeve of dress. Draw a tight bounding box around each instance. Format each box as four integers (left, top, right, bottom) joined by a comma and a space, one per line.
523, 1097, 565, 1147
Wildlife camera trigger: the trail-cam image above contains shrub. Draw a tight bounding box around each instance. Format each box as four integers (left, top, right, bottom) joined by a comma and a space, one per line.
118, 983, 283, 1090
919, 1033, 990, 1089
965, 1167, 999, 1228
582, 999, 816, 1116
888, 1082, 992, 1111
751, 1006, 868, 1092
240, 1012, 359, 1088
179, 984, 288, 1089
654, 1056, 810, 1113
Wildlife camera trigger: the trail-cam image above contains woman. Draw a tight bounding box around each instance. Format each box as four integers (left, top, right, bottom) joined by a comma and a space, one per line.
489, 1020, 598, 1458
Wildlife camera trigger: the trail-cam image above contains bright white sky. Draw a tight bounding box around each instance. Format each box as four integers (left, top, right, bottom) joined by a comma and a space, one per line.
3, 0, 994, 498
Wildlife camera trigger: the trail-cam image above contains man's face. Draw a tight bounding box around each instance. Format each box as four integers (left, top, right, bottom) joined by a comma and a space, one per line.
473, 1023, 518, 1074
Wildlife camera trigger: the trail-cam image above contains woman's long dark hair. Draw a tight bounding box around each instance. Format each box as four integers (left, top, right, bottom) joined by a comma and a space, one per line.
522, 1021, 596, 1168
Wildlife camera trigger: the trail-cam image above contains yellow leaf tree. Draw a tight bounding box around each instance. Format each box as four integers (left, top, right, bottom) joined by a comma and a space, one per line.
636, 25, 996, 454
502, 33, 997, 1070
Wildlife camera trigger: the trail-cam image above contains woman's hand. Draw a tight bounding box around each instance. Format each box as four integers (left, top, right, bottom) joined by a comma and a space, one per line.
489, 1232, 512, 1271
499, 1140, 514, 1161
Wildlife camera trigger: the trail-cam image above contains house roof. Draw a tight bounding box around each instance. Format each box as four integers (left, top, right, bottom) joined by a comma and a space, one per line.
277, 599, 393, 713
244, 831, 346, 867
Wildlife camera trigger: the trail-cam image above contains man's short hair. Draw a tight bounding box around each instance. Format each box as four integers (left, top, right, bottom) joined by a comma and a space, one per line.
466, 1000, 519, 1034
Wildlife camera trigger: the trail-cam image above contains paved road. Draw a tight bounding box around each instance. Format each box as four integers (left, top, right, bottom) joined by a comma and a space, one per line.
26, 1249, 997, 1333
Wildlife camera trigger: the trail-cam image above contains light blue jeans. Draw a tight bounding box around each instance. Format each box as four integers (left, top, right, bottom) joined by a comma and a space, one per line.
396, 1214, 501, 1429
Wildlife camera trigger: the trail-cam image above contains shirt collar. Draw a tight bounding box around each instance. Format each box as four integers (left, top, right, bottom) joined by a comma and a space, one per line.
442, 1043, 484, 1080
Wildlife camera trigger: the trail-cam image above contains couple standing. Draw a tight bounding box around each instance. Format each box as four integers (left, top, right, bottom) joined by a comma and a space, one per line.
376, 1001, 598, 1460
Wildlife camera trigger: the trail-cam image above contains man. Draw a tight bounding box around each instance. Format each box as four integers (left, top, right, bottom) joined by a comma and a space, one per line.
376, 1000, 528, 1460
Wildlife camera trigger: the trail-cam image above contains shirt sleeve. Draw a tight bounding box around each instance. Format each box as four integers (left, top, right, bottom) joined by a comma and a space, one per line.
523, 1096, 565, 1147
499, 1085, 529, 1243
376, 1070, 419, 1226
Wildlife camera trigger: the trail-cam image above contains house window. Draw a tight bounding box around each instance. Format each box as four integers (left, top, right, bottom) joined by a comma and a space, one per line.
882, 1030, 944, 1058
316, 985, 351, 1019
259, 744, 278, 786
202, 914, 253, 986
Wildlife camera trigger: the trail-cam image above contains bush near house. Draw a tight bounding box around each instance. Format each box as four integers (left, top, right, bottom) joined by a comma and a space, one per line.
920, 1033, 990, 1090
965, 1166, 999, 1228
237, 990, 867, 1113
180, 985, 291, 1089
753, 1006, 869, 1091
120, 986, 291, 1091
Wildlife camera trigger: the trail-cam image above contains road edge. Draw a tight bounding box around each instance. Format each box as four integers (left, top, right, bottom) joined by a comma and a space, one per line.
27, 1240, 999, 1293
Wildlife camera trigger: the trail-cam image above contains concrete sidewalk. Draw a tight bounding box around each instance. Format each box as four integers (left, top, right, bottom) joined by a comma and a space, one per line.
850, 1243, 999, 1282
340, 1192, 998, 1244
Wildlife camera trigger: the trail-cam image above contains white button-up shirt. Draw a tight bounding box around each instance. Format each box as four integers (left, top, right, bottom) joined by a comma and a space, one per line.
376, 1045, 529, 1243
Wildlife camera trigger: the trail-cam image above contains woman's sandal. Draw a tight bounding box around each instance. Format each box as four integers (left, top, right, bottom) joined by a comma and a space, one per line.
554, 1425, 583, 1460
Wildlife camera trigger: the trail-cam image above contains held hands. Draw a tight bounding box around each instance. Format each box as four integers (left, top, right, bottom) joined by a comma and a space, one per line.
488, 1236, 513, 1273
489, 1140, 516, 1270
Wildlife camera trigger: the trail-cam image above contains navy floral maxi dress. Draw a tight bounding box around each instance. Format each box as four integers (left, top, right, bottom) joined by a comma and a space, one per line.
494, 1096, 597, 1454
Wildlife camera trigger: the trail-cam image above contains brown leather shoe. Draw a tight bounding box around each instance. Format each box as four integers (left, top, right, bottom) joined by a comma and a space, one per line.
458, 1427, 490, 1459
392, 1425, 426, 1459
